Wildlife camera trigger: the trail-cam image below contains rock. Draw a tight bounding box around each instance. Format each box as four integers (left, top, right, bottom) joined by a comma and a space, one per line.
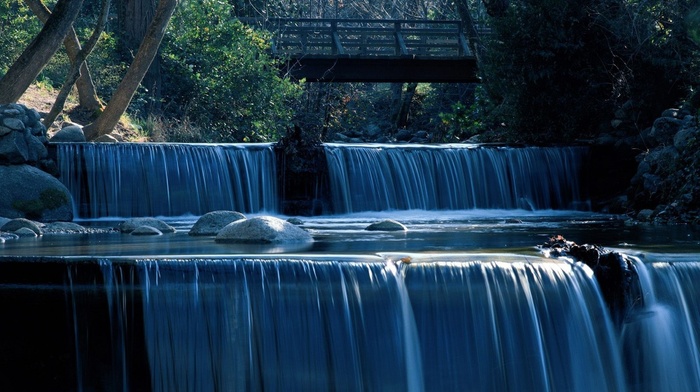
505, 218, 523, 224
0, 103, 47, 165
50, 125, 86, 143
0, 232, 19, 242
395, 129, 412, 142
0, 217, 10, 227
1, 218, 43, 235
636, 209, 655, 222
117, 218, 176, 234
215, 216, 313, 244
189, 210, 246, 236
14, 227, 39, 237
0, 165, 73, 221
287, 217, 304, 225
43, 221, 88, 234
130, 225, 163, 236
673, 128, 698, 150
93, 134, 119, 143
365, 219, 407, 231
650, 117, 683, 144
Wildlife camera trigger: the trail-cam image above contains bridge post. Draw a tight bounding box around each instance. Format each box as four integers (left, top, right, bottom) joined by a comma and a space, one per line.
394, 21, 408, 56
330, 20, 345, 55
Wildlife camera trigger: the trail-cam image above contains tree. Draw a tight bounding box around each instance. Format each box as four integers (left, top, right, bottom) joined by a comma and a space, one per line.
0, 0, 84, 104
42, 0, 110, 127
24, 0, 103, 112
83, 0, 178, 140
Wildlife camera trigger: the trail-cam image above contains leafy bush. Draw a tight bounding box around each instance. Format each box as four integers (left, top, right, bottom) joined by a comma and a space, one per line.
160, 0, 301, 142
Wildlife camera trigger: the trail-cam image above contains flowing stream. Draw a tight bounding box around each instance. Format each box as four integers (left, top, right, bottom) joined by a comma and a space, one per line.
2, 143, 699, 391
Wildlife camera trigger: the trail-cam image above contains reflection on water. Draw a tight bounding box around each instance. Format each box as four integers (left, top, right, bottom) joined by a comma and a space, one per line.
3, 210, 700, 257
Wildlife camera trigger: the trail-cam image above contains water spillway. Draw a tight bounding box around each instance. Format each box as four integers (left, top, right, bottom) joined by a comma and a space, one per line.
0, 255, 639, 391
56, 143, 278, 218
324, 144, 588, 213
56, 143, 590, 218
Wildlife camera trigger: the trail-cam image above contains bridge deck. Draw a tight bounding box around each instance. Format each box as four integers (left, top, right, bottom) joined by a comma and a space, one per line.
243, 18, 480, 83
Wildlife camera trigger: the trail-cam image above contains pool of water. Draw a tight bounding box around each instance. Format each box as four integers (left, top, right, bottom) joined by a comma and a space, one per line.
3, 210, 700, 257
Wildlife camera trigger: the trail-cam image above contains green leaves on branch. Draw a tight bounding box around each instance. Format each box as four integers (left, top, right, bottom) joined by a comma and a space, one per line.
161, 0, 301, 142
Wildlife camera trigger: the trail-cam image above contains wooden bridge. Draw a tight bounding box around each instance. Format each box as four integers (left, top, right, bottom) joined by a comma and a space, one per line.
242, 18, 480, 83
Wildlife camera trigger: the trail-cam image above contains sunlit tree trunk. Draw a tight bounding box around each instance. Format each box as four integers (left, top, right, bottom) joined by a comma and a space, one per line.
0, 0, 84, 104
42, 0, 110, 128
24, 0, 103, 112
83, 0, 178, 140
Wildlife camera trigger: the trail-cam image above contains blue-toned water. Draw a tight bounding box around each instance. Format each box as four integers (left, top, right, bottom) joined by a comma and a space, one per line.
2, 142, 698, 391
57, 143, 277, 218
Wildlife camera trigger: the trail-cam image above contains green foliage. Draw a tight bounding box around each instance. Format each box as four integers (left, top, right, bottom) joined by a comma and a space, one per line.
479, 0, 700, 142
160, 0, 301, 142
0, 0, 40, 76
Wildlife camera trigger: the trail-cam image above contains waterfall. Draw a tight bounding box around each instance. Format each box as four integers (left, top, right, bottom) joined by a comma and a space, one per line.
137, 257, 423, 392
324, 144, 588, 213
56, 143, 278, 218
622, 258, 700, 392
401, 256, 626, 392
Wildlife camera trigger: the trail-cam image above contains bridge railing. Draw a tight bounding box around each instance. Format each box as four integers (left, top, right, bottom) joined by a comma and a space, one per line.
241, 18, 472, 59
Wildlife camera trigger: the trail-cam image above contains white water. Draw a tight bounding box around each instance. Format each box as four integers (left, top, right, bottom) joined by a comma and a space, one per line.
57, 143, 278, 218
622, 257, 700, 391
325, 144, 588, 213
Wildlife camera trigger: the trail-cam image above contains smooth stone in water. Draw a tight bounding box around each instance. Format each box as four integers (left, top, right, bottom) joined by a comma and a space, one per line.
365, 219, 407, 232
189, 210, 246, 236
1, 218, 43, 236
117, 218, 175, 233
215, 216, 313, 244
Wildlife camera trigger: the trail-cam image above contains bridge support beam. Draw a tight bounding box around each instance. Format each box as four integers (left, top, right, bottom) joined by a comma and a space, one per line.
280, 57, 480, 83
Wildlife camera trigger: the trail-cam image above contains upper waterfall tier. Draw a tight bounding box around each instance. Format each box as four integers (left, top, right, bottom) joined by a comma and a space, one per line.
57, 143, 278, 218
324, 144, 589, 213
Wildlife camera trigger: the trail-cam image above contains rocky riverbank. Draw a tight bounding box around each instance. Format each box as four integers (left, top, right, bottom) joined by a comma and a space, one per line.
597, 104, 700, 224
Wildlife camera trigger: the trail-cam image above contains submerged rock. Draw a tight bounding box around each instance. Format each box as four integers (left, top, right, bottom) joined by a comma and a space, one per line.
365, 219, 407, 232
117, 218, 175, 234
215, 216, 313, 244
131, 226, 163, 236
189, 210, 246, 236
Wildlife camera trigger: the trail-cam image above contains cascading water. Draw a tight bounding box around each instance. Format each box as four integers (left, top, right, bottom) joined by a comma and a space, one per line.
324, 144, 588, 213
56, 143, 278, 218
622, 258, 700, 392
120, 257, 422, 391
400, 255, 626, 392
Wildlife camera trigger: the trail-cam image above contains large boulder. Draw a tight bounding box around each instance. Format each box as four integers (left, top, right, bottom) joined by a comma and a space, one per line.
0, 165, 73, 221
189, 210, 246, 236
215, 216, 313, 244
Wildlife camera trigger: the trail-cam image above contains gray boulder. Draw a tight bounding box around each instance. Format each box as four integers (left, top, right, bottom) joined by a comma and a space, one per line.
215, 216, 313, 244
117, 218, 176, 234
189, 210, 246, 236
0, 165, 73, 221
43, 221, 88, 234
1, 218, 43, 236
365, 219, 407, 231
50, 125, 86, 143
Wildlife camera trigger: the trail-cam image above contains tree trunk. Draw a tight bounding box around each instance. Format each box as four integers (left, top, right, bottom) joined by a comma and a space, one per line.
0, 0, 85, 104
24, 0, 104, 112
118, 0, 161, 113
396, 82, 417, 129
42, 0, 110, 128
83, 0, 178, 140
